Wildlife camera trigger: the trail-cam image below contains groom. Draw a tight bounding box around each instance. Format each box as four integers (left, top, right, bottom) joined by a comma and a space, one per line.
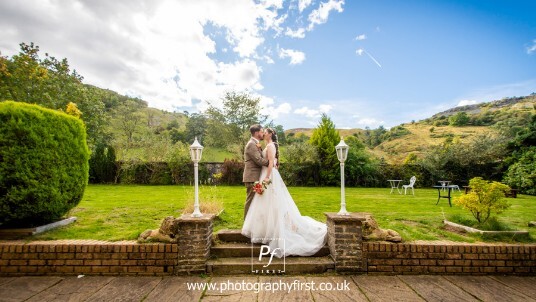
243, 124, 269, 220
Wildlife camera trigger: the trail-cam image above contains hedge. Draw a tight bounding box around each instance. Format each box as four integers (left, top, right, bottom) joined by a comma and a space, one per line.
0, 101, 89, 227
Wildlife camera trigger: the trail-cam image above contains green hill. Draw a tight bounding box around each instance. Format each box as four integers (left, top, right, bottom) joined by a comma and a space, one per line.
286, 94, 536, 164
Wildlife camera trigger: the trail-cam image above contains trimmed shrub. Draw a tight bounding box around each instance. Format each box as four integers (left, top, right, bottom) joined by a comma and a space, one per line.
0, 101, 89, 227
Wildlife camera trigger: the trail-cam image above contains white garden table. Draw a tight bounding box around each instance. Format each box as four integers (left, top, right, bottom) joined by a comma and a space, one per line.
387, 179, 402, 194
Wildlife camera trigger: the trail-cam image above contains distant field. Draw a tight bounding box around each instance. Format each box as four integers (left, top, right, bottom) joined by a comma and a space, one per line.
202, 148, 237, 162
31, 185, 535, 243
371, 124, 495, 163
285, 124, 497, 164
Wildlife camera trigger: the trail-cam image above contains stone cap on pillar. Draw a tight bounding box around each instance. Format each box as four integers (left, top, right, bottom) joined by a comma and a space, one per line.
324, 212, 366, 222
178, 213, 216, 223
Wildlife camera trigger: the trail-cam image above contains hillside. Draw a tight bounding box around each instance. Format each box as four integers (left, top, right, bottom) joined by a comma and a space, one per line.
286, 128, 363, 138
431, 94, 536, 118
286, 94, 536, 164
369, 124, 494, 163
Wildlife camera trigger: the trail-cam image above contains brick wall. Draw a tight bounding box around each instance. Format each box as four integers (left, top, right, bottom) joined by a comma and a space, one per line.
325, 212, 366, 273
0, 241, 178, 276
2, 240, 535, 276
364, 242, 536, 275
176, 214, 214, 275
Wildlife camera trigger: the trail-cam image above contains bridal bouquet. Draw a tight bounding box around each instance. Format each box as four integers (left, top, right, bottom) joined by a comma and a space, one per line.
253, 179, 272, 195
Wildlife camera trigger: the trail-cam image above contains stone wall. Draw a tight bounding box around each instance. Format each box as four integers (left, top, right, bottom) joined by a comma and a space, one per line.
0, 241, 177, 276
364, 242, 536, 275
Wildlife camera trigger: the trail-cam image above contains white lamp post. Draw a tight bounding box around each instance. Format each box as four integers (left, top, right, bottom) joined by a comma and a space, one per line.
189, 137, 204, 217
335, 137, 350, 215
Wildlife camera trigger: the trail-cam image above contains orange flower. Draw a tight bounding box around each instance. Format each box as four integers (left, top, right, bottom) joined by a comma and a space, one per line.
253, 182, 264, 195
253, 180, 272, 195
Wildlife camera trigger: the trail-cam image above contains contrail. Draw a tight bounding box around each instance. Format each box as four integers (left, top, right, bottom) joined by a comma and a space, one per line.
356, 48, 382, 68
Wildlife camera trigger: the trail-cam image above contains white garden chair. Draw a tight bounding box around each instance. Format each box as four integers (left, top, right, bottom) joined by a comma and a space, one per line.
403, 176, 416, 195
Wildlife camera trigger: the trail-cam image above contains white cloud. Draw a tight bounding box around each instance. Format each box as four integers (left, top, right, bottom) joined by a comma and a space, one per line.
355, 34, 366, 41
0, 0, 344, 113
319, 104, 333, 112
259, 95, 291, 119
294, 104, 332, 118
294, 107, 318, 117
308, 0, 344, 31
456, 100, 478, 107
268, 102, 293, 119
279, 48, 306, 65
527, 39, 536, 54
356, 118, 385, 128
453, 79, 536, 107
285, 27, 306, 38
298, 0, 313, 12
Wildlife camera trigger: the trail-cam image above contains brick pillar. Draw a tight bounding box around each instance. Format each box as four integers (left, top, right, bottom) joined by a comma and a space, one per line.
176, 213, 215, 275
324, 212, 366, 273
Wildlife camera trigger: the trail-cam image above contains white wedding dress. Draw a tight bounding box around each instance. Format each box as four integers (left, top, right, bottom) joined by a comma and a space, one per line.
241, 143, 327, 257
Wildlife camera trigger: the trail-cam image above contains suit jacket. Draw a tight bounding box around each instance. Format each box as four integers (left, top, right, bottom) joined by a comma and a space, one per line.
243, 138, 269, 183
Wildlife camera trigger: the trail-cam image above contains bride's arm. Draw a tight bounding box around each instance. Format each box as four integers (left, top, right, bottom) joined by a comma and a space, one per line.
264, 144, 276, 182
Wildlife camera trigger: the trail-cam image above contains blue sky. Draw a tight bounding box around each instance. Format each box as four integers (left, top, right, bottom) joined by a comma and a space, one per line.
1, 0, 535, 129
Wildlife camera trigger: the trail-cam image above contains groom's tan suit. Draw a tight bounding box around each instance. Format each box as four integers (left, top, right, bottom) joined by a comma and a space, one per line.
243, 137, 269, 220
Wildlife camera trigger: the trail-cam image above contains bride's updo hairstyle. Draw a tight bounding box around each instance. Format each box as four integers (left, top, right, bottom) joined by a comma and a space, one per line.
266, 128, 280, 166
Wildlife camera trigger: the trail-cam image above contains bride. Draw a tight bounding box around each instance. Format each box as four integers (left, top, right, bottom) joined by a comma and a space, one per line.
241, 128, 327, 257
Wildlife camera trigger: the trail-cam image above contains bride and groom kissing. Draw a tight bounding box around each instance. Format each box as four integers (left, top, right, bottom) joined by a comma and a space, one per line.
241, 124, 327, 257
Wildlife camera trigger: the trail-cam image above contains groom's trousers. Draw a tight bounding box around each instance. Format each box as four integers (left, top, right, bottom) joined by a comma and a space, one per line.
244, 182, 255, 220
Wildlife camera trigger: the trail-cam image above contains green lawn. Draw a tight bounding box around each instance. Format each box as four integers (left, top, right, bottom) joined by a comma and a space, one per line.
31, 185, 536, 243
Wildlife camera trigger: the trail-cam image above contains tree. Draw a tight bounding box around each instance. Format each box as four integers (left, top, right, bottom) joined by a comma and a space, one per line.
283, 142, 318, 165
220, 91, 267, 133
185, 113, 208, 144
205, 91, 267, 147
0, 42, 106, 146
449, 111, 470, 126
344, 136, 378, 186
264, 122, 286, 144
503, 115, 536, 194
503, 147, 536, 195
112, 99, 145, 148
509, 114, 536, 150
0, 43, 49, 105
363, 126, 387, 148
453, 177, 511, 224
310, 114, 340, 185
89, 142, 117, 183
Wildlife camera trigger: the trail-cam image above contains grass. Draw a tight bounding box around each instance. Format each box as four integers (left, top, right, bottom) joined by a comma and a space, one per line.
201, 148, 236, 162
371, 124, 494, 164
29, 185, 536, 243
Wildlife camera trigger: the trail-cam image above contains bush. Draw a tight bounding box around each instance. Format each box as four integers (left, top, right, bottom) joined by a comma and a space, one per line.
220, 159, 244, 185
89, 142, 116, 183
503, 147, 536, 195
453, 177, 511, 224
449, 112, 470, 126
117, 161, 174, 185
0, 101, 89, 227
